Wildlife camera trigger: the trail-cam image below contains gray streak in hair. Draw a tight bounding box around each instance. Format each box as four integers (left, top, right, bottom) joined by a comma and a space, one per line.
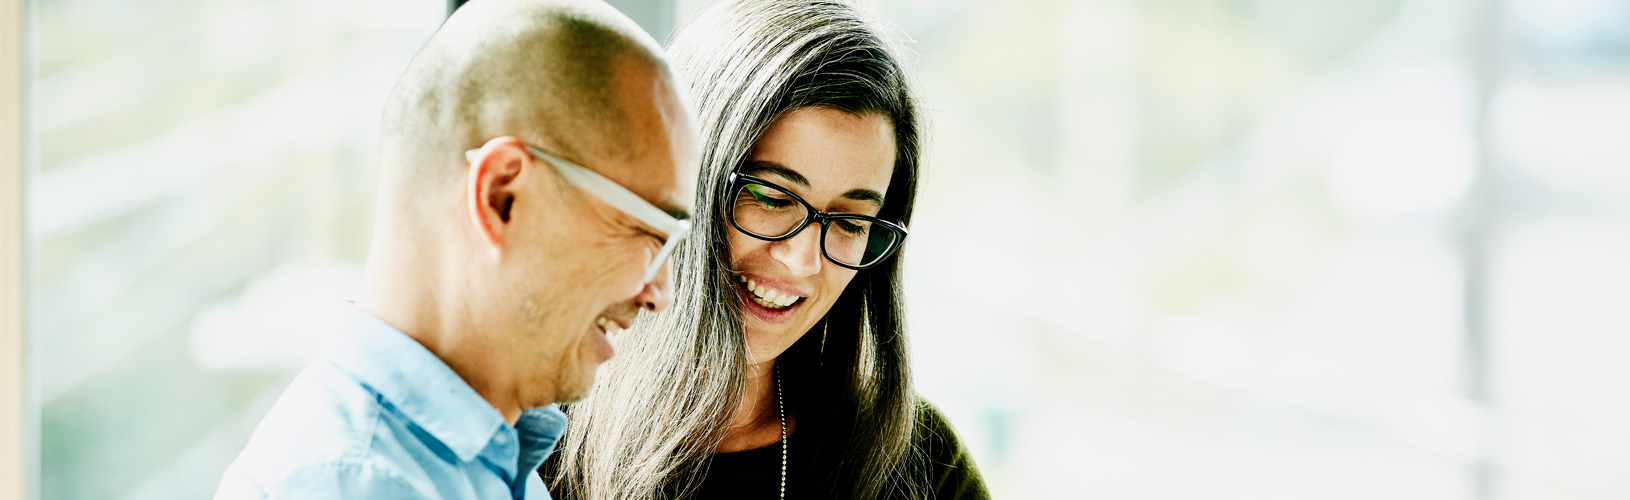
548, 1, 926, 498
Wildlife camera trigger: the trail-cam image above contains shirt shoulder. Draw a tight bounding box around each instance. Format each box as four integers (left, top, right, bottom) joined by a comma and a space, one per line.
258, 460, 433, 499
912, 400, 993, 500
216, 362, 433, 499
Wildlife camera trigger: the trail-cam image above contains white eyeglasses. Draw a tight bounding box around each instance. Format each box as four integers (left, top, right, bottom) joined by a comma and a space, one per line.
465, 144, 692, 284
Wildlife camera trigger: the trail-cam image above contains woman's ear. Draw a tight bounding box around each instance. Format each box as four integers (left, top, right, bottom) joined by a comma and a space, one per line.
466, 136, 530, 255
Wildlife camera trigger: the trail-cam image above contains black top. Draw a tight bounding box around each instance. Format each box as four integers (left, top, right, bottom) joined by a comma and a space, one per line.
687, 421, 804, 500
542, 402, 991, 500
687, 402, 991, 500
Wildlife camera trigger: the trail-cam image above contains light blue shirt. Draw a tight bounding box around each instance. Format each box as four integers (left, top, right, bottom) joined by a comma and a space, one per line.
214, 304, 568, 500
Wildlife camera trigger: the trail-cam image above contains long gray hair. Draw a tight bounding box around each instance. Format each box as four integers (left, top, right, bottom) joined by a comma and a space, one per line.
548, 1, 924, 498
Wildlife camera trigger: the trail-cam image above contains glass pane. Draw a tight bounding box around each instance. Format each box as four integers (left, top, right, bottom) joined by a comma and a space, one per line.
827, 0, 1608, 497
29, 0, 444, 497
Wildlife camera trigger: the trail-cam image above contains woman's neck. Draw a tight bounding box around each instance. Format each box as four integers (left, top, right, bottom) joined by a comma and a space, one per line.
717, 358, 792, 453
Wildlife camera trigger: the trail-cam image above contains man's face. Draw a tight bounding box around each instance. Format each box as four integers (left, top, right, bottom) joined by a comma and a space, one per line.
499, 59, 699, 405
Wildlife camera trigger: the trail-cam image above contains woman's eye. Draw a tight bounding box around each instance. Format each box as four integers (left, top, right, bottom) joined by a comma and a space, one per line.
835, 220, 868, 235
748, 186, 791, 208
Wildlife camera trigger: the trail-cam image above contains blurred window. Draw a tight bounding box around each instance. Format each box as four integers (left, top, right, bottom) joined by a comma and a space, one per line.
25, 0, 1630, 498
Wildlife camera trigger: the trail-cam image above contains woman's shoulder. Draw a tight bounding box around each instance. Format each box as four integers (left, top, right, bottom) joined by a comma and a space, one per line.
912, 400, 963, 456
909, 398, 992, 500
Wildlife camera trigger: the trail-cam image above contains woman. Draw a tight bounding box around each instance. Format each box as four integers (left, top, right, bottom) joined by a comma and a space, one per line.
546, 1, 989, 498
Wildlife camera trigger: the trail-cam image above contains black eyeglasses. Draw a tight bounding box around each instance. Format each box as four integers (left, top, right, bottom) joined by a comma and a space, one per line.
726, 172, 907, 270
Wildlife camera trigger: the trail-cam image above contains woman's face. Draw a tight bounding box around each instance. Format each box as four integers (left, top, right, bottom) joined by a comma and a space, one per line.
728, 106, 896, 364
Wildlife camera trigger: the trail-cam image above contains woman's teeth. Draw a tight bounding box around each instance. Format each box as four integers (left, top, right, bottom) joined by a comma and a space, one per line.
595, 316, 623, 336
738, 275, 801, 309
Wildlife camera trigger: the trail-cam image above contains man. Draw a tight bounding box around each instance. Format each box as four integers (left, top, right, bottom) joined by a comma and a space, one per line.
213, 0, 699, 498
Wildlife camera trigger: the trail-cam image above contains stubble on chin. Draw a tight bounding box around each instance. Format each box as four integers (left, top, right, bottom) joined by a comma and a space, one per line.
549, 346, 600, 404
512, 284, 578, 407
554, 378, 592, 404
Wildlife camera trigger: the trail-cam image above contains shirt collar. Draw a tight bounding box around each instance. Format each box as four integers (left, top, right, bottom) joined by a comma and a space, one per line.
324, 303, 511, 463
515, 405, 568, 474
472, 405, 568, 485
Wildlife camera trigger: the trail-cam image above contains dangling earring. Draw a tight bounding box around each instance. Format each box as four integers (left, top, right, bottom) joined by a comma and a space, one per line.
818, 317, 828, 369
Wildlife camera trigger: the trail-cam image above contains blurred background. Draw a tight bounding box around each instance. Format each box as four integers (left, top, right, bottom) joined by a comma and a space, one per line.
20, 0, 1630, 498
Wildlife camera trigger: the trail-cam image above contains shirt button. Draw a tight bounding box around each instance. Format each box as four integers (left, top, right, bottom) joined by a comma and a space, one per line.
495, 433, 509, 444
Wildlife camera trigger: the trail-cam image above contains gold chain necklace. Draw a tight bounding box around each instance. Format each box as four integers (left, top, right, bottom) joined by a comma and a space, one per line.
776, 366, 787, 500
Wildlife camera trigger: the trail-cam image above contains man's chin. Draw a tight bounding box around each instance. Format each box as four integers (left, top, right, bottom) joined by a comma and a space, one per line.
552, 371, 598, 404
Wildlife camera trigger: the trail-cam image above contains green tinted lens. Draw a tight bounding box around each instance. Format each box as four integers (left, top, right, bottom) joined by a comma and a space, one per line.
732, 183, 805, 237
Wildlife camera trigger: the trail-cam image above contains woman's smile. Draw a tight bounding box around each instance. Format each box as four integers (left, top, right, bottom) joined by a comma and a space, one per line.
734, 273, 807, 323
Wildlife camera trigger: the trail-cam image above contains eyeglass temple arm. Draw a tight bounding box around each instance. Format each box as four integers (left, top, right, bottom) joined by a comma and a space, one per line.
469, 146, 692, 284
642, 220, 690, 283
465, 146, 688, 235
527, 147, 689, 235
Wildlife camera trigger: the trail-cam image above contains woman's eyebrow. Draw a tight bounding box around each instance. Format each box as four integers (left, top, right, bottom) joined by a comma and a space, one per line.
842, 188, 884, 206
740, 160, 810, 188
744, 160, 885, 206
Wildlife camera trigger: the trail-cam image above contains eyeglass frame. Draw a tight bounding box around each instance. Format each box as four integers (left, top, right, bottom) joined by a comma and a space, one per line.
724, 171, 908, 271
464, 143, 692, 284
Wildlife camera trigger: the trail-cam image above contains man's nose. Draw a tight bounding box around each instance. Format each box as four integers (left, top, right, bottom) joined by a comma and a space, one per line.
770, 226, 822, 278
635, 260, 673, 312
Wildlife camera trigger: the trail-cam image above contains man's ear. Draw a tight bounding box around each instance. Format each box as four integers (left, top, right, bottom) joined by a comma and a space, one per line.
466, 136, 529, 253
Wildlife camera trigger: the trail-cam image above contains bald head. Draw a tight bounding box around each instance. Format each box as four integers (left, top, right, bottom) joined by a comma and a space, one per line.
380, 0, 677, 209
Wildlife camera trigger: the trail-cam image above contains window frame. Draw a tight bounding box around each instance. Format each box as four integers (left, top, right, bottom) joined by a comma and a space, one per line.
1, 0, 27, 497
